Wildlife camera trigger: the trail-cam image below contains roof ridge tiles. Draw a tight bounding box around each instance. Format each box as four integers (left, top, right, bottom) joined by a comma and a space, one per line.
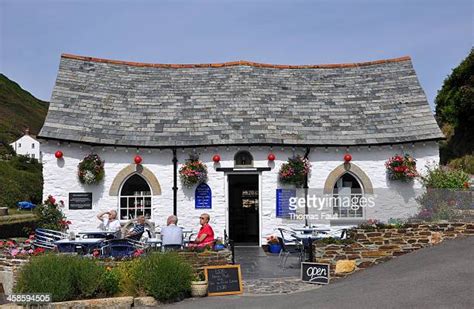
61, 53, 412, 69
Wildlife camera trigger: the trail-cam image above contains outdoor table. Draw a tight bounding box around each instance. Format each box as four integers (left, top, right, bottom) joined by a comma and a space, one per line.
146, 238, 162, 249
292, 227, 331, 234
54, 238, 105, 254
78, 231, 118, 239
293, 234, 319, 262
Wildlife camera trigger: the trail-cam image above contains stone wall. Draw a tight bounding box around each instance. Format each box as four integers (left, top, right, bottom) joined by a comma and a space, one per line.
314, 222, 474, 278
0, 255, 29, 295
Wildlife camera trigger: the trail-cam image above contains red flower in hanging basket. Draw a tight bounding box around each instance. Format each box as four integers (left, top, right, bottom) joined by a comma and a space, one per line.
344, 154, 352, 162
212, 154, 221, 163
134, 155, 143, 164
268, 153, 276, 161
55, 150, 63, 159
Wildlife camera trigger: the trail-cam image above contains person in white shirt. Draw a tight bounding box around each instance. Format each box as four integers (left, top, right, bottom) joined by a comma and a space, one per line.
97, 210, 122, 237
160, 215, 183, 250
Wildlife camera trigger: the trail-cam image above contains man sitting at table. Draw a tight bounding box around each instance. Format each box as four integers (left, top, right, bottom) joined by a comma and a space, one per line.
125, 215, 146, 241
97, 210, 121, 238
160, 215, 183, 250
189, 213, 215, 248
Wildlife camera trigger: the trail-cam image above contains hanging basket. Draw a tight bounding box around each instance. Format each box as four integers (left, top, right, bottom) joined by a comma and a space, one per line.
179, 156, 208, 188
385, 154, 418, 181
78, 153, 105, 185
278, 155, 311, 187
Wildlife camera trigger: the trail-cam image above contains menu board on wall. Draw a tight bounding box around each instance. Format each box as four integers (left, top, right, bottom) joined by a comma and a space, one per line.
276, 188, 296, 218
195, 183, 212, 209
69, 192, 93, 210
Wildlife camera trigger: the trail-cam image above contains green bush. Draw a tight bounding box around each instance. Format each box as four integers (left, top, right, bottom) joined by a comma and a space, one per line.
133, 252, 193, 302
448, 155, 474, 175
99, 268, 121, 296
420, 165, 470, 189
14, 254, 118, 302
34, 196, 67, 231
0, 157, 42, 208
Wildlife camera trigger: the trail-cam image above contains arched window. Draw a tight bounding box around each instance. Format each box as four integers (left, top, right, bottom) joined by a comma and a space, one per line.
119, 174, 152, 220
332, 173, 364, 218
234, 150, 253, 167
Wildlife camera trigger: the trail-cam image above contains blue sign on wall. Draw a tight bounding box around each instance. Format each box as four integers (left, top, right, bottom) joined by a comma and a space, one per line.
276, 188, 296, 218
195, 183, 212, 209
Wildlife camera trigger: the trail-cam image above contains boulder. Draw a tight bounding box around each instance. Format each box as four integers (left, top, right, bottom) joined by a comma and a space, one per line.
133, 296, 160, 307
335, 260, 356, 274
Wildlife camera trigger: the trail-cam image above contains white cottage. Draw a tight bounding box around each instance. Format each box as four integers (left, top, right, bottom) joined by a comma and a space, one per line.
38, 54, 444, 245
10, 129, 41, 162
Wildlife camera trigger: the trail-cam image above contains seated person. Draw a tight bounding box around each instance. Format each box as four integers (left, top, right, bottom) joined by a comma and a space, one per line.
125, 215, 146, 241
189, 213, 214, 248
97, 210, 121, 237
160, 215, 183, 250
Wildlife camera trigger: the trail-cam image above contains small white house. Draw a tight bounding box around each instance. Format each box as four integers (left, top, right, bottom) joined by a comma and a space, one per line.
10, 130, 41, 162
38, 54, 444, 246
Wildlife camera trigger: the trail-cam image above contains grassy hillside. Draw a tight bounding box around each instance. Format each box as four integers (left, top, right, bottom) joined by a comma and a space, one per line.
0, 73, 49, 153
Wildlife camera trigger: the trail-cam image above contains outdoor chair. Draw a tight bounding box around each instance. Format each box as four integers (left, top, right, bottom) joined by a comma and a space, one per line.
33, 228, 67, 250
277, 228, 305, 269
101, 238, 148, 258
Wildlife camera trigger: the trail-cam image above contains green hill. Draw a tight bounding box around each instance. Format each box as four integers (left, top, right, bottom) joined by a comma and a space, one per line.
0, 74, 49, 153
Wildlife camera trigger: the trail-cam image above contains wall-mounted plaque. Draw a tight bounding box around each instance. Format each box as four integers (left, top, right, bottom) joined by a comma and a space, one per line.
195, 183, 212, 209
69, 192, 92, 210
276, 188, 296, 218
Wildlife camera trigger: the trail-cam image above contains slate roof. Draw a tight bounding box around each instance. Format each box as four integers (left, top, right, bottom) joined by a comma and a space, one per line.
38, 54, 444, 147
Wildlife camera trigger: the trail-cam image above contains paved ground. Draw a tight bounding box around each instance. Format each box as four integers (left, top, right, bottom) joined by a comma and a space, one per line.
165, 236, 474, 309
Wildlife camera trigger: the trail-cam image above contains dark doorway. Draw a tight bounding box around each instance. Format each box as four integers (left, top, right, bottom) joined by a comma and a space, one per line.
228, 174, 259, 245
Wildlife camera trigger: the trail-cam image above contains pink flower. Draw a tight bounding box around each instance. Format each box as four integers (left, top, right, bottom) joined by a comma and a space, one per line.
28, 249, 34, 254
10, 249, 19, 257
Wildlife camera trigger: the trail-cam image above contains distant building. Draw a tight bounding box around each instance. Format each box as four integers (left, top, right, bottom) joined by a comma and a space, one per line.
10, 129, 41, 162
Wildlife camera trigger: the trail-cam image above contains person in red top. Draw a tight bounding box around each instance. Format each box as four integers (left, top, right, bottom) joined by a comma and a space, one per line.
194, 213, 214, 248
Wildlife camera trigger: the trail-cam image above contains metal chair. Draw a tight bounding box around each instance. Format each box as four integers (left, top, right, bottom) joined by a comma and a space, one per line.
101, 238, 148, 258
33, 228, 67, 250
277, 228, 305, 269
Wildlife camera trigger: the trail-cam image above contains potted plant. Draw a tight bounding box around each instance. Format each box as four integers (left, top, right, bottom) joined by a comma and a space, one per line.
191, 272, 208, 297
266, 235, 281, 253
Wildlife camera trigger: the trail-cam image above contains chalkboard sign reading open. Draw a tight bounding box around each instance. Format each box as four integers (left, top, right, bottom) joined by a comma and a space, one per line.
204, 265, 243, 296
301, 262, 330, 285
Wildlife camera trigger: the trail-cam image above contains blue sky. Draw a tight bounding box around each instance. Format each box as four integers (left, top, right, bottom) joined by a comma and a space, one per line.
1, 0, 472, 109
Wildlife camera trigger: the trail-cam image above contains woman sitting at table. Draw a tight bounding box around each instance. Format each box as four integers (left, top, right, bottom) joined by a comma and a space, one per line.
97, 210, 121, 238
189, 213, 215, 249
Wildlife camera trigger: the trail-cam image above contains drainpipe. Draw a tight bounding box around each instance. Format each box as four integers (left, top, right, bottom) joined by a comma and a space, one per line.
172, 149, 178, 216
303, 147, 311, 227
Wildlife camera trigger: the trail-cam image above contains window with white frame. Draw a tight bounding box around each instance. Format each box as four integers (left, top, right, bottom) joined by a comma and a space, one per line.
332, 173, 364, 218
119, 174, 152, 220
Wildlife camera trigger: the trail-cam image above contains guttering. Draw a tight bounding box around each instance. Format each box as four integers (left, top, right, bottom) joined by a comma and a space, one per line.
172, 149, 178, 216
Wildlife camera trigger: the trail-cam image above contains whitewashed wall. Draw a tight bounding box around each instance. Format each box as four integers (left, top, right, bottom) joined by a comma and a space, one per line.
42, 141, 439, 245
